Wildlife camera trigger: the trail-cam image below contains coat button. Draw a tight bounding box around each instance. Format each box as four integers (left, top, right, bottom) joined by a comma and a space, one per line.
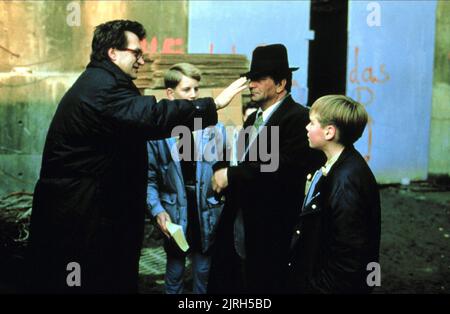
296, 230, 301, 235
312, 204, 317, 209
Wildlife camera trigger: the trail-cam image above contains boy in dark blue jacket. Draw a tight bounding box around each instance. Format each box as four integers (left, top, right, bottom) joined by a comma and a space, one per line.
287, 95, 381, 293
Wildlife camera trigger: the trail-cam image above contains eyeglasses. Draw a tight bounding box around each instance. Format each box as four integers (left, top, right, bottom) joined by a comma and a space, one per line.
119, 48, 143, 61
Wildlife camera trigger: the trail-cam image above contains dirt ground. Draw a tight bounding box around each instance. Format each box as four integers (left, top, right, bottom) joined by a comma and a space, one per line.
138, 181, 450, 294
373, 182, 450, 293
1, 181, 449, 294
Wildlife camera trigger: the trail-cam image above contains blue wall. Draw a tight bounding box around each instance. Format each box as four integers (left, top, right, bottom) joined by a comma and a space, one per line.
188, 0, 438, 183
188, 0, 313, 105
347, 0, 437, 183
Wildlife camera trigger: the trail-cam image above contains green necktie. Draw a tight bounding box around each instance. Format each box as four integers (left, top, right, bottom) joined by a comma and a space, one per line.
250, 112, 264, 144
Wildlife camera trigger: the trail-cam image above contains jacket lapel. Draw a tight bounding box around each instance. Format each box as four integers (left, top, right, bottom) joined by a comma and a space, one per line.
300, 176, 325, 217
236, 114, 255, 162
264, 95, 294, 128
241, 95, 295, 161
298, 146, 355, 217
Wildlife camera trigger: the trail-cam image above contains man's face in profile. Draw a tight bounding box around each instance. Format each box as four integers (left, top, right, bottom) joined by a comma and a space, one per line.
248, 76, 278, 105
113, 31, 144, 79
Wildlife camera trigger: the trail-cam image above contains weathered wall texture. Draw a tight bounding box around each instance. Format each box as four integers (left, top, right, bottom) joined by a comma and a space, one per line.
429, 1, 450, 176
0, 0, 446, 194
347, 1, 437, 184
0, 1, 188, 194
0, 0, 188, 72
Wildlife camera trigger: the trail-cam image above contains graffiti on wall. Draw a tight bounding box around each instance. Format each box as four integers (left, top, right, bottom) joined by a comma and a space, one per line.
143, 37, 184, 54
348, 46, 390, 162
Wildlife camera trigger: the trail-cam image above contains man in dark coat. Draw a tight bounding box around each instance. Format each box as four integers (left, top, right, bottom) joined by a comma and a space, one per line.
208, 44, 322, 294
286, 95, 381, 293
26, 20, 246, 293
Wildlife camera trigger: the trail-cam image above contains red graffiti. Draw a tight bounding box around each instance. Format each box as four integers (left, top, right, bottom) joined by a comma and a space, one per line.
363, 116, 373, 162
349, 46, 390, 163
162, 38, 183, 54
354, 86, 375, 106
146, 36, 184, 54
350, 47, 390, 85
208, 43, 240, 54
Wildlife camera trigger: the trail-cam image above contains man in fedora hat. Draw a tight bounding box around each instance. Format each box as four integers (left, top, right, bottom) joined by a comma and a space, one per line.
208, 44, 323, 293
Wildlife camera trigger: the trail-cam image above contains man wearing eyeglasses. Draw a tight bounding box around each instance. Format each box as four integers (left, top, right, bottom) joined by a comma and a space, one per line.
109, 45, 144, 79
26, 19, 246, 294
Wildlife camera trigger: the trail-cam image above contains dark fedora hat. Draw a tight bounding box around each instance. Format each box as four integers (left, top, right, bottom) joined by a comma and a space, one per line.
241, 44, 299, 79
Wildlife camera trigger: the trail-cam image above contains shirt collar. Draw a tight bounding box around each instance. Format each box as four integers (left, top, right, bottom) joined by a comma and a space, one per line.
87, 59, 133, 84
256, 93, 290, 123
321, 149, 343, 176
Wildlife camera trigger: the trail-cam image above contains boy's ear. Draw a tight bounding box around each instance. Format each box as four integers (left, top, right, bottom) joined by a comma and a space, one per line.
324, 125, 337, 141
166, 88, 175, 100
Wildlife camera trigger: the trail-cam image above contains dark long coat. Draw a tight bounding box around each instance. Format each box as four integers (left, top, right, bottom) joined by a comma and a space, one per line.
286, 146, 381, 293
27, 59, 217, 293
208, 96, 323, 294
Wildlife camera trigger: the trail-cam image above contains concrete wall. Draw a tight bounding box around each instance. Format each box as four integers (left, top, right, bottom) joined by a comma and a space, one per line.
0, 0, 446, 194
347, 0, 437, 183
0, 1, 189, 194
0, 0, 188, 72
188, 0, 441, 184
429, 1, 450, 176
0, 73, 80, 194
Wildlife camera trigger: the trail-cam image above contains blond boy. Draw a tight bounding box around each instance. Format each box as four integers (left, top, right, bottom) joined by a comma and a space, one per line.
287, 95, 381, 293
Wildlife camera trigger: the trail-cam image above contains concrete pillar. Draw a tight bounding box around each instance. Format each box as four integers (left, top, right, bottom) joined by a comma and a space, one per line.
429, 2, 450, 176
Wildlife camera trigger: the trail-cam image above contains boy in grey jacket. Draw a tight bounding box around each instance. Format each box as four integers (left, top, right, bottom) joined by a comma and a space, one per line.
147, 63, 228, 294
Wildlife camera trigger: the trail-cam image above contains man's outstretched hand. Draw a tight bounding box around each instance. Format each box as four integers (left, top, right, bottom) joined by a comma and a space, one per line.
214, 77, 248, 110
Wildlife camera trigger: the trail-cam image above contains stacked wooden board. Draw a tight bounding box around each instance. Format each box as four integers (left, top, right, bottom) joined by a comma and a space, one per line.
139, 53, 251, 126
135, 53, 249, 89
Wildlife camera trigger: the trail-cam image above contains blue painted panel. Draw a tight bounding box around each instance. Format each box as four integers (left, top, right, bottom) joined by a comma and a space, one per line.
188, 0, 312, 104
347, 1, 437, 183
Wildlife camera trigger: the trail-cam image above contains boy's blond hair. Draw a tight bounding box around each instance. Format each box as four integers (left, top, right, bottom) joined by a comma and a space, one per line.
311, 95, 368, 145
164, 63, 202, 89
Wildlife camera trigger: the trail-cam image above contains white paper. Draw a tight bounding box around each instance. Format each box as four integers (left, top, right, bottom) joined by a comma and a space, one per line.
166, 221, 190, 252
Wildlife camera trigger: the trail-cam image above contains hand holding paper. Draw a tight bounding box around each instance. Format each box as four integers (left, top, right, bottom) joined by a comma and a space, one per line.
166, 221, 190, 252
156, 211, 172, 238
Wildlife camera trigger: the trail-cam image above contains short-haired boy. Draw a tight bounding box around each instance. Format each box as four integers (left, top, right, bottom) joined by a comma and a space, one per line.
286, 95, 381, 293
147, 63, 227, 294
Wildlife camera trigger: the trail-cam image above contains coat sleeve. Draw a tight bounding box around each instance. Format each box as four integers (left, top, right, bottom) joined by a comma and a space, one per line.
306, 176, 374, 293
218, 123, 230, 165
93, 79, 218, 140
146, 141, 166, 217
210, 123, 231, 171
